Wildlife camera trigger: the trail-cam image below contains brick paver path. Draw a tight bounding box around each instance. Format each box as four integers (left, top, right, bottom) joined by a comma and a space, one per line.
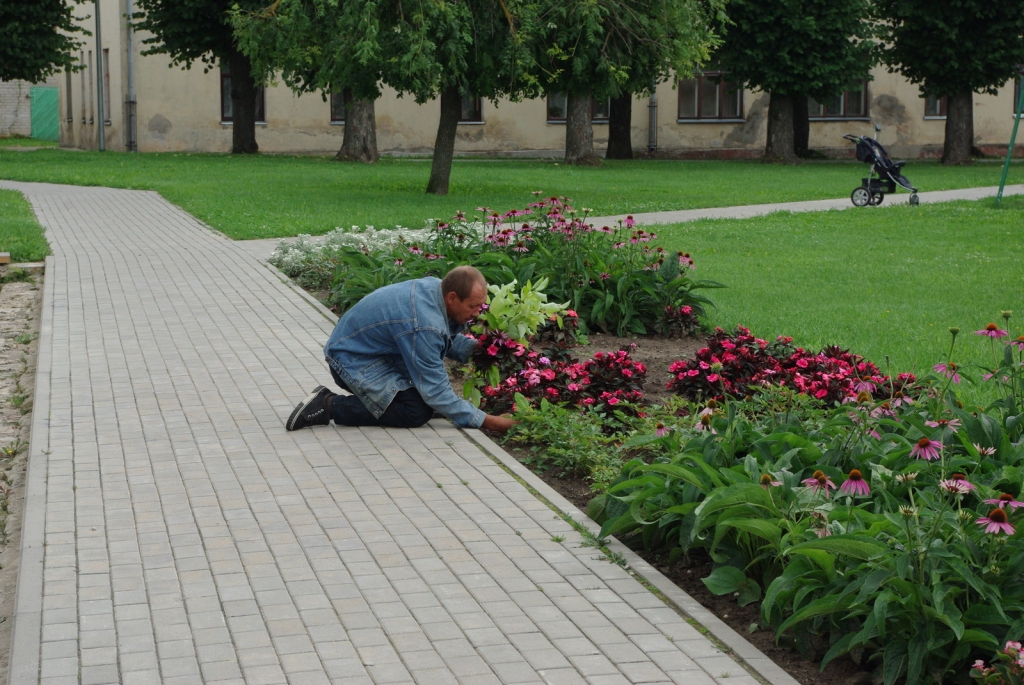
0, 181, 775, 685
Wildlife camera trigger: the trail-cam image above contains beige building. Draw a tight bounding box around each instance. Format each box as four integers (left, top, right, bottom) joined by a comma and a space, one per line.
61, 0, 1023, 158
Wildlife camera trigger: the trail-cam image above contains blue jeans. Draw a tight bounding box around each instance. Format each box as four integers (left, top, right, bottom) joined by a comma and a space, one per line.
329, 366, 434, 428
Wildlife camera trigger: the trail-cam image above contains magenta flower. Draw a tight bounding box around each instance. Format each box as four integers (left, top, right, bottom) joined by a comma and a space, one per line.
976, 323, 1009, 339
977, 507, 1015, 535
838, 469, 870, 497
940, 473, 975, 494
655, 422, 668, 437
1011, 335, 1024, 351
925, 418, 962, 431
932, 362, 961, 383
486, 344, 499, 356
985, 493, 1024, 510
512, 241, 529, 253
910, 437, 942, 460
600, 272, 611, 280
759, 474, 782, 489
625, 215, 636, 228
802, 470, 837, 497
408, 244, 424, 255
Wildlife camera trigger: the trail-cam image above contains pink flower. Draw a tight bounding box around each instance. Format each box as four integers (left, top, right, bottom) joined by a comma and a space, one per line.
394, 258, 404, 266
600, 272, 611, 280
512, 241, 529, 253
706, 373, 720, 383
838, 469, 870, 497
976, 323, 1009, 339
1011, 335, 1024, 351
408, 244, 424, 255
567, 383, 581, 392
802, 470, 837, 497
925, 418, 962, 431
985, 493, 1024, 510
759, 474, 782, 489
932, 362, 961, 383
625, 215, 635, 228
655, 422, 668, 437
939, 473, 975, 494
538, 357, 551, 365
486, 344, 499, 356
613, 242, 625, 249
977, 507, 1015, 535
974, 443, 997, 457
910, 437, 942, 460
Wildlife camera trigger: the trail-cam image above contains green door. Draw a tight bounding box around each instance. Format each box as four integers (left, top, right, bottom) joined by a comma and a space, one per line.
30, 87, 59, 142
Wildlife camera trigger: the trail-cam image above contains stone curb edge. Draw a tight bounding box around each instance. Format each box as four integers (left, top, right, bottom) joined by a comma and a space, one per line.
8, 255, 54, 685
463, 428, 802, 685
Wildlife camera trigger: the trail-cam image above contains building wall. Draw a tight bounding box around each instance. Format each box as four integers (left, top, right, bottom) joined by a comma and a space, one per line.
59, 0, 1024, 156
1, 76, 59, 137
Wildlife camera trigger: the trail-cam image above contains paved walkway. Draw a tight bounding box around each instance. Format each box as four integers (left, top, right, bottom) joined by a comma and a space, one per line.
0, 180, 793, 685
236, 182, 1024, 263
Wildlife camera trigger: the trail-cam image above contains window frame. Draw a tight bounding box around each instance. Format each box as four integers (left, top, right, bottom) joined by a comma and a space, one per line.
330, 91, 345, 124
458, 95, 484, 124
220, 65, 266, 124
545, 93, 612, 124
924, 93, 947, 119
808, 82, 869, 121
676, 71, 744, 123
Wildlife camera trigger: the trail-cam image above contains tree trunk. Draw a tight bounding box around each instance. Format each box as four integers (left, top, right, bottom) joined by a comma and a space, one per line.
337, 88, 379, 163
228, 46, 258, 154
764, 92, 796, 163
565, 92, 598, 165
605, 94, 633, 160
792, 94, 810, 158
426, 85, 461, 195
942, 89, 974, 165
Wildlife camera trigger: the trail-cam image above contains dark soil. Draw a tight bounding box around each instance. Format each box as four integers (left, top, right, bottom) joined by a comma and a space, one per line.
582, 332, 705, 406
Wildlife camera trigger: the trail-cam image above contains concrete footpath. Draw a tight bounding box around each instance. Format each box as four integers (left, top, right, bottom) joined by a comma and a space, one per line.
0, 180, 797, 685
236, 182, 1024, 263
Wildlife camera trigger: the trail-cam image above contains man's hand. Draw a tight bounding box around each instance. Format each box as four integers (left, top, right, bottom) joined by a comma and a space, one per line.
482, 414, 515, 434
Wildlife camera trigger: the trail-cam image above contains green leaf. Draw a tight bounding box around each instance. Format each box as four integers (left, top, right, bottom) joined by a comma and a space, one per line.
702, 566, 747, 595
883, 641, 908, 685
787, 535, 888, 560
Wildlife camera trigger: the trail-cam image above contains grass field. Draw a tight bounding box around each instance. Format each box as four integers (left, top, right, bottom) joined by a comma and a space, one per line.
0, 148, 1020, 239
655, 196, 1024, 396
0, 137, 58, 148
0, 189, 50, 262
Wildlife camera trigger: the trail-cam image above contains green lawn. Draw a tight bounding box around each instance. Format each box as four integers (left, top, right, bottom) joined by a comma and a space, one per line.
656, 196, 1024, 396
0, 189, 50, 262
0, 137, 58, 148
0, 148, 1020, 239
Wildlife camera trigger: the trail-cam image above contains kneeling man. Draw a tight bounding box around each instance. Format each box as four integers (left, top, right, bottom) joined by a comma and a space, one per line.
287, 265, 514, 434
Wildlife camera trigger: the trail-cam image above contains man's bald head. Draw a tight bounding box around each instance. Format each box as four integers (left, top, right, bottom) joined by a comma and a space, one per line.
441, 265, 487, 300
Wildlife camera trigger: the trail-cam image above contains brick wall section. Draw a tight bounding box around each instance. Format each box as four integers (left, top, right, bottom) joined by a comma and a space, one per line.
0, 76, 59, 137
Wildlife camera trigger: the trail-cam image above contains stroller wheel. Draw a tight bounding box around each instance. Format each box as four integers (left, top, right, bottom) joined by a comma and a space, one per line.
851, 187, 871, 207
909, 193, 920, 206
870, 193, 884, 206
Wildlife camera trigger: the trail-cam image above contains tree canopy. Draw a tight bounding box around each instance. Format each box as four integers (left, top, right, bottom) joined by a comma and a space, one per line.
0, 0, 84, 83
714, 0, 874, 162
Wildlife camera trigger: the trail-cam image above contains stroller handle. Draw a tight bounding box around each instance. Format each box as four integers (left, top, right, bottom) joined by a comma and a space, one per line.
843, 134, 861, 142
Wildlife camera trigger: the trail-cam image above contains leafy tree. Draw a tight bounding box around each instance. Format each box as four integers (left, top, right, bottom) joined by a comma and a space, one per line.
874, 0, 1024, 166
714, 0, 874, 163
0, 0, 84, 83
231, 0, 381, 162
134, 0, 264, 153
536, 0, 721, 165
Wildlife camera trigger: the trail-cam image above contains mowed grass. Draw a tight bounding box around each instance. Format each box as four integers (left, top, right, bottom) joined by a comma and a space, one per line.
656, 196, 1024, 396
0, 148, 1020, 239
0, 137, 58, 148
0, 189, 50, 262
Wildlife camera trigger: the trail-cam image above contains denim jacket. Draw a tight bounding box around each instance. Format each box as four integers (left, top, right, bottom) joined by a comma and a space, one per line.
324, 277, 485, 428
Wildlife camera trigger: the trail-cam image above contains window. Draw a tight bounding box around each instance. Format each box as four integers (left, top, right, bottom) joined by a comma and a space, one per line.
330, 91, 345, 123
220, 65, 266, 123
546, 93, 612, 123
808, 82, 867, 119
924, 93, 947, 118
65, 67, 73, 123
102, 48, 111, 124
459, 95, 483, 123
677, 71, 742, 120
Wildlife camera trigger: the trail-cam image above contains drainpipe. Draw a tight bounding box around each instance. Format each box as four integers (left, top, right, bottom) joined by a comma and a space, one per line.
126, 0, 137, 151
94, 0, 105, 151
647, 86, 658, 153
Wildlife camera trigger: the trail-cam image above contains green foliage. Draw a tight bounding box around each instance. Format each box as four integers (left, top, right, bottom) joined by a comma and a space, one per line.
0, 0, 83, 82
713, 0, 874, 99
473, 277, 567, 343
873, 0, 1024, 98
0, 190, 50, 263
134, 0, 263, 68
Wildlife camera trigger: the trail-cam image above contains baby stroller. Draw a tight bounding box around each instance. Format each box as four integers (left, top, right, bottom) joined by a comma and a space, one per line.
843, 128, 919, 207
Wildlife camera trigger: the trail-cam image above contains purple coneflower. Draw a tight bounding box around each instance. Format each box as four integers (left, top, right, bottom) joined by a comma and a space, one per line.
802, 470, 836, 497
925, 418, 962, 431
625, 215, 636, 228
394, 258, 404, 266
933, 362, 961, 383
838, 469, 870, 497
655, 422, 668, 437
408, 244, 424, 255
910, 437, 942, 460
976, 323, 1009, 339
985, 493, 1024, 510
1011, 335, 1024, 351
974, 443, 997, 457
977, 507, 1015, 535
759, 474, 782, 489
940, 473, 975, 494
512, 241, 529, 253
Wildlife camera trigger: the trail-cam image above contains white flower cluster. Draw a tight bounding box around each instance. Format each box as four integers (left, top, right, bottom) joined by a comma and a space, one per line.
268, 220, 491, 288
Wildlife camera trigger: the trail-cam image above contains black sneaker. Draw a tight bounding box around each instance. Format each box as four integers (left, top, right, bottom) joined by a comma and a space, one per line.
286, 386, 333, 430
